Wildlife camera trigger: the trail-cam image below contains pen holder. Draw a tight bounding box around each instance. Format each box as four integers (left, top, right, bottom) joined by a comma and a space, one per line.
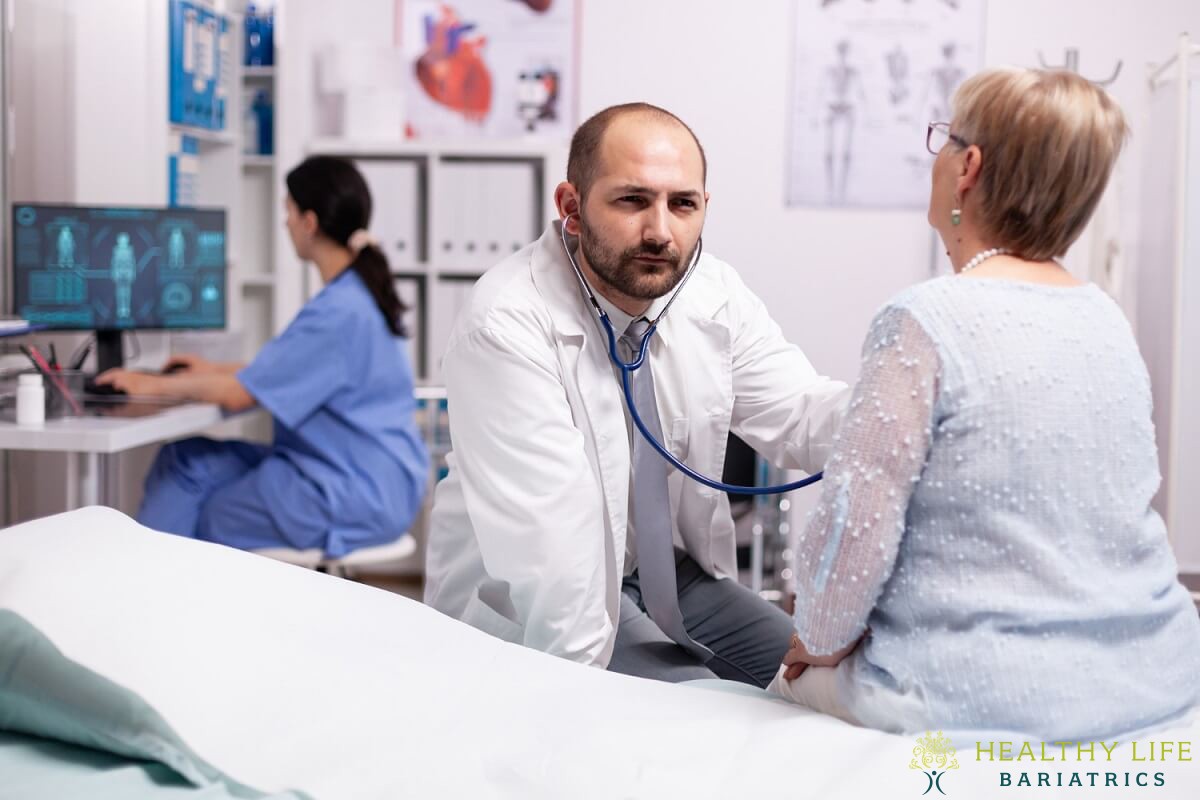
42, 369, 86, 418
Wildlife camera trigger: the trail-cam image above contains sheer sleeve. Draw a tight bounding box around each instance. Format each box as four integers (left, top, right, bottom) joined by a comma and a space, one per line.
792, 305, 941, 656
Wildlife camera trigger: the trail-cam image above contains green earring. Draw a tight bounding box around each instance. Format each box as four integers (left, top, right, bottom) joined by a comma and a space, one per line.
951, 208, 962, 226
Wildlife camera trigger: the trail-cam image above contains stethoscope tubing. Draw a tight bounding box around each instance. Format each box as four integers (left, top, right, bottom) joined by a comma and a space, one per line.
561, 216, 824, 496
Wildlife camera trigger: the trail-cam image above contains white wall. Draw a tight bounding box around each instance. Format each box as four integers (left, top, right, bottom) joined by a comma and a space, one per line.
10, 0, 75, 203
573, 0, 1199, 537
71, 0, 168, 205
275, 0, 1200, 382
578, 0, 1200, 385
1176, 73, 1200, 568
578, 0, 921, 384
6, 0, 178, 522
5, 0, 1196, 532
273, 0, 397, 329
265, 0, 1200, 548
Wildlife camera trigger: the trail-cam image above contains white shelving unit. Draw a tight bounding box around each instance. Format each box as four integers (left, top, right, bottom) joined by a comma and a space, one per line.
235, 9, 278, 365
262, 2, 568, 573
289, 138, 564, 576
164, 2, 277, 443
157, 3, 250, 446
169, 124, 237, 147
241, 155, 275, 170
238, 273, 278, 288
304, 137, 567, 382
225, 3, 280, 444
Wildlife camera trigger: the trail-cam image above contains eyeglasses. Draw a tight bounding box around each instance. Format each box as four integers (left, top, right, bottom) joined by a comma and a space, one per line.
926, 121, 969, 155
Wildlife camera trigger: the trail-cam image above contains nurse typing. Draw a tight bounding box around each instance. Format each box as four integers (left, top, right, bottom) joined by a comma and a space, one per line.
97, 156, 429, 556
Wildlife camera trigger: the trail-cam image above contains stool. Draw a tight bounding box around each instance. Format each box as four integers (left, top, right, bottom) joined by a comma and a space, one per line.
253, 533, 417, 579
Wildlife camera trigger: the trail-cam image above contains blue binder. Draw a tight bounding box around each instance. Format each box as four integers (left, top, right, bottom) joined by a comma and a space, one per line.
168, 0, 230, 131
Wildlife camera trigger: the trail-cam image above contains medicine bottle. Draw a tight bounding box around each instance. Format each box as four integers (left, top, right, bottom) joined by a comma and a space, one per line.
16, 373, 45, 426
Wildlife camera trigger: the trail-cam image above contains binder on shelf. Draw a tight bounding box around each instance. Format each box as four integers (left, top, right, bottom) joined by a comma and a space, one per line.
169, 0, 231, 131
167, 133, 200, 208
433, 161, 469, 269
486, 160, 540, 255
459, 162, 483, 268
0, 319, 44, 338
435, 158, 540, 273
356, 159, 424, 271
429, 273, 481, 382
394, 272, 429, 380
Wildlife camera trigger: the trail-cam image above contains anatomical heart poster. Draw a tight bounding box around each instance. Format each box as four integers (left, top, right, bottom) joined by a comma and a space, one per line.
399, 0, 578, 140
785, 0, 986, 209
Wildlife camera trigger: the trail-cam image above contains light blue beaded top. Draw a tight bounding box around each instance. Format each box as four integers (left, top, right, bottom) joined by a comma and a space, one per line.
793, 276, 1200, 740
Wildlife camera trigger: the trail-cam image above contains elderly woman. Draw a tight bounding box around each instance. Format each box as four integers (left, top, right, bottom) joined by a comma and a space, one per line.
771, 69, 1200, 740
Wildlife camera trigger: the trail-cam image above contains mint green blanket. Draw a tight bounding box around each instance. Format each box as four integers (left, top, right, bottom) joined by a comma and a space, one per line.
0, 610, 308, 800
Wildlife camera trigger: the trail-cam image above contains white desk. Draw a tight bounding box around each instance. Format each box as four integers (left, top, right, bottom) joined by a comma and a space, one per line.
0, 402, 226, 509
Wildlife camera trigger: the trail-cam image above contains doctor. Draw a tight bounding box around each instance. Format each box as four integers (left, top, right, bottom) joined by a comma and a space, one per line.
424, 103, 849, 685
98, 156, 429, 557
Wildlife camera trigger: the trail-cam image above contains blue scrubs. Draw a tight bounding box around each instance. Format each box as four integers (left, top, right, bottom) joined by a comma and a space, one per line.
138, 269, 429, 556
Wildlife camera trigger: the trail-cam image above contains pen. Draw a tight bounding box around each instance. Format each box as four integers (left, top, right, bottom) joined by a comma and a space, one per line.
71, 341, 93, 371
49, 343, 59, 370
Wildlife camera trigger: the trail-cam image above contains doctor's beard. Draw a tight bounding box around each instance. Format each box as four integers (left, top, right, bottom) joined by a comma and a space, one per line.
578, 216, 698, 301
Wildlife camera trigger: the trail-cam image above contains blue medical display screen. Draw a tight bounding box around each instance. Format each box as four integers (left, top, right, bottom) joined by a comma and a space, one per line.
11, 204, 226, 331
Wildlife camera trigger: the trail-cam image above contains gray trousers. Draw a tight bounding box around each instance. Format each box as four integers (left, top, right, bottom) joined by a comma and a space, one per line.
608, 550, 795, 687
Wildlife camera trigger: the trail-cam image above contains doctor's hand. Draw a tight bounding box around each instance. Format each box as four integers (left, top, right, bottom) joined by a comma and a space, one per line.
781, 632, 863, 680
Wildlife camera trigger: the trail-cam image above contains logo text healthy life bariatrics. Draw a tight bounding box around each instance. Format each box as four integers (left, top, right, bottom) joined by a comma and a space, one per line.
910, 732, 1193, 794
978, 738, 1191, 788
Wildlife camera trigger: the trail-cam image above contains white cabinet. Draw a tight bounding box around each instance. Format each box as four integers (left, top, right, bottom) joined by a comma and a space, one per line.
307, 138, 565, 382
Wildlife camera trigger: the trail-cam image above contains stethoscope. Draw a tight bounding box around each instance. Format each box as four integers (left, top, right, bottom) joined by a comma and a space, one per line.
559, 217, 823, 496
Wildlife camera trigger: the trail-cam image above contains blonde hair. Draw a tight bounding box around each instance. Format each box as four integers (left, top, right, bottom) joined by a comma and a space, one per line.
951, 68, 1129, 261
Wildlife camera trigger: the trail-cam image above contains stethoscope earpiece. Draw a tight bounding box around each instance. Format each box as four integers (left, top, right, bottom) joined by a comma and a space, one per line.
563, 211, 581, 236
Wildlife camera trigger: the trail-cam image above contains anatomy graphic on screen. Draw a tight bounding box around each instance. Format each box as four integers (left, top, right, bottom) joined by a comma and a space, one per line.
168, 227, 186, 270
110, 233, 138, 320
56, 226, 76, 269
11, 205, 226, 331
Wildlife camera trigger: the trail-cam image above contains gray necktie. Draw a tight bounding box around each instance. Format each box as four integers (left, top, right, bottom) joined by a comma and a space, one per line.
620, 318, 712, 662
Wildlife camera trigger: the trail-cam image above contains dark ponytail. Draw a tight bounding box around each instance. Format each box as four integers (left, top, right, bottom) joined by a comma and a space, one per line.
285, 155, 408, 337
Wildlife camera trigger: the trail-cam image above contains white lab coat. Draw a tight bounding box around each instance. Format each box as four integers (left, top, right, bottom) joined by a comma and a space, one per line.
424, 221, 850, 668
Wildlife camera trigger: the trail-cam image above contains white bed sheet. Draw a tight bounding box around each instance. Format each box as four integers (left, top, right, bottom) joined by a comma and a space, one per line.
1, 507, 1197, 799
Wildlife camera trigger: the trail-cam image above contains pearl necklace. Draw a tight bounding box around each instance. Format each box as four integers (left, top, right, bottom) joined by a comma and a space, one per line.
960, 247, 1010, 273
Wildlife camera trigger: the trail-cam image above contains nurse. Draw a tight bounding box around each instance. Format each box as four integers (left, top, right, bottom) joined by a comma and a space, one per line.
98, 156, 429, 557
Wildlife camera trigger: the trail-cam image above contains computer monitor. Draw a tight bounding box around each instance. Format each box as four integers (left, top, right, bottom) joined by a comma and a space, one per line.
10, 203, 227, 372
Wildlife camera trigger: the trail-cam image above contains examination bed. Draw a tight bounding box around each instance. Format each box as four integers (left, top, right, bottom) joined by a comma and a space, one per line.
1, 508, 1197, 798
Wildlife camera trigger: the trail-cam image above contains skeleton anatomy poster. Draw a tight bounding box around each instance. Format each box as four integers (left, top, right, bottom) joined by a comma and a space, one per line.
399, 0, 577, 140
785, 0, 986, 209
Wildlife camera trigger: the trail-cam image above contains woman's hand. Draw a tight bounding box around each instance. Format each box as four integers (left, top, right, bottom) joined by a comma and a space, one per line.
94, 369, 165, 397
163, 353, 218, 375
781, 632, 863, 680
94, 367, 256, 412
